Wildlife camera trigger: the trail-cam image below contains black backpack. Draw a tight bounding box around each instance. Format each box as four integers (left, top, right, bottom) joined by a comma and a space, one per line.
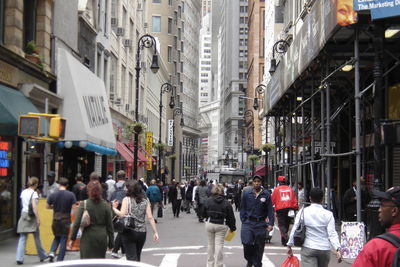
376, 232, 400, 267
110, 183, 126, 203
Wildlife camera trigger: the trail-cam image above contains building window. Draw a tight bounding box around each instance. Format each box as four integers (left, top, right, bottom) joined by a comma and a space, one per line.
121, 65, 126, 100
23, 0, 38, 46
97, 52, 102, 77
168, 18, 172, 34
152, 16, 161, 32
168, 46, 172, 63
153, 0, 161, 3
0, 0, 4, 44
103, 56, 108, 84
169, 0, 172, 6
104, 0, 108, 34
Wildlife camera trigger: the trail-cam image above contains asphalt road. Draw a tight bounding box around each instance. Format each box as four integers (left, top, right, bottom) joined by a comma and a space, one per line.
0, 203, 354, 266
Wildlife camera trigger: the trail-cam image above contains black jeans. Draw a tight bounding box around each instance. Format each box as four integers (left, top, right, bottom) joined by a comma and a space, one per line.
172, 199, 182, 217
243, 243, 265, 267
276, 208, 291, 245
121, 230, 146, 261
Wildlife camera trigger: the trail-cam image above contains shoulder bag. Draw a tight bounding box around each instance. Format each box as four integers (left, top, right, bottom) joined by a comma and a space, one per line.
113, 197, 136, 233
28, 191, 35, 217
293, 207, 306, 246
80, 200, 91, 229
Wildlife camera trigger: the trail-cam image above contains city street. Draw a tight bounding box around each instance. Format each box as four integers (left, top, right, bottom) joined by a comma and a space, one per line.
0, 203, 354, 267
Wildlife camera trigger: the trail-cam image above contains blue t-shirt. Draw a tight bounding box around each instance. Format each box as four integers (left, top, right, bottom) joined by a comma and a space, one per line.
47, 190, 76, 213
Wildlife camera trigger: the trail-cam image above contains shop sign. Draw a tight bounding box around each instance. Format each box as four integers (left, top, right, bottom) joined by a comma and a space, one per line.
353, 0, 400, 19
0, 61, 16, 87
0, 141, 10, 176
167, 120, 174, 146
145, 132, 153, 170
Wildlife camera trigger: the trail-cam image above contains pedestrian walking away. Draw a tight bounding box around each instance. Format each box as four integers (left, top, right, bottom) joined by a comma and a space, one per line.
196, 180, 209, 222
15, 177, 48, 265
46, 177, 77, 262
71, 173, 87, 201
170, 181, 185, 218
146, 179, 162, 222
271, 175, 298, 246
233, 180, 244, 211
353, 186, 400, 267
109, 170, 127, 258
204, 184, 236, 267
112, 180, 159, 261
287, 187, 342, 267
240, 175, 274, 267
69, 180, 114, 259
105, 174, 116, 201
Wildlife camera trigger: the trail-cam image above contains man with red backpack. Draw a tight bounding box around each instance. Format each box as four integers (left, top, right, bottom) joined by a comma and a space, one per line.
353, 186, 400, 267
271, 175, 298, 246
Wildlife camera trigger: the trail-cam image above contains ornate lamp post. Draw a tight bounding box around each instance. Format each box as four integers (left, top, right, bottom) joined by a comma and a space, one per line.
158, 82, 175, 182
244, 110, 255, 178
269, 40, 290, 74
234, 129, 245, 170
133, 34, 159, 180
171, 105, 183, 178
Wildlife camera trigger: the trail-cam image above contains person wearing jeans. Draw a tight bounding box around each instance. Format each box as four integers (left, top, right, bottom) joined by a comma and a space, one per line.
46, 178, 76, 262
204, 184, 236, 267
16, 177, 48, 265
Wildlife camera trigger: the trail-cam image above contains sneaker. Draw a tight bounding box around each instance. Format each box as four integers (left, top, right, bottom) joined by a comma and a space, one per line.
48, 253, 55, 263
111, 252, 120, 259
40, 256, 49, 262
16, 261, 23, 265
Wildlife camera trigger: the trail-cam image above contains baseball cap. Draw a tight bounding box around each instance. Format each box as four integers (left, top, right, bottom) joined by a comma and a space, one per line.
48, 171, 56, 177
277, 176, 286, 182
372, 187, 400, 205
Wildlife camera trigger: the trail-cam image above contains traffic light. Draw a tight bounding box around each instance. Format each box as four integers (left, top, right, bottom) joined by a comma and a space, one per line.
49, 117, 66, 138
18, 115, 40, 137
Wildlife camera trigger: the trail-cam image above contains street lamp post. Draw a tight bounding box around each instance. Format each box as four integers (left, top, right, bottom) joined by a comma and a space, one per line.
158, 82, 175, 182
253, 84, 268, 185
244, 110, 254, 178
171, 105, 183, 179
269, 40, 290, 74
133, 34, 159, 180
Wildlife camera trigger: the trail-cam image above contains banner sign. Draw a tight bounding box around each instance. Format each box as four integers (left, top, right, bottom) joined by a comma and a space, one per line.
145, 132, 153, 170
353, 0, 400, 19
167, 120, 174, 146
340, 221, 365, 258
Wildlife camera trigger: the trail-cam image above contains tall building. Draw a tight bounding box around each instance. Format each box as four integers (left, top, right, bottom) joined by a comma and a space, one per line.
218, 0, 248, 169
146, 0, 201, 180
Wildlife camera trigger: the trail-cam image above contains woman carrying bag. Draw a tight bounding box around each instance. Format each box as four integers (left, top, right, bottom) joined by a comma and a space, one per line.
287, 187, 342, 267
112, 180, 159, 261
15, 177, 48, 265
69, 180, 114, 259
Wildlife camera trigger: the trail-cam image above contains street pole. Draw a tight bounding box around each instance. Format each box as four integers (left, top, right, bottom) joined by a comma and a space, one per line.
133, 34, 159, 180
158, 83, 174, 183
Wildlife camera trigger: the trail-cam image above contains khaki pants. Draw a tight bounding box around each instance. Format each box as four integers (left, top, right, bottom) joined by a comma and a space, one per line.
205, 222, 228, 267
301, 246, 331, 267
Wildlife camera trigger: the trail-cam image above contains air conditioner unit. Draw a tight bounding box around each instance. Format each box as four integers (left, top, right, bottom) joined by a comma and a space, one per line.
116, 27, 125, 37
143, 22, 148, 28
109, 93, 115, 102
111, 17, 118, 27
124, 39, 133, 48
125, 103, 131, 112
114, 98, 122, 106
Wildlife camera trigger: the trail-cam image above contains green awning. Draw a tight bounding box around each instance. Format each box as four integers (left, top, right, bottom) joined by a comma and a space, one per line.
0, 84, 41, 135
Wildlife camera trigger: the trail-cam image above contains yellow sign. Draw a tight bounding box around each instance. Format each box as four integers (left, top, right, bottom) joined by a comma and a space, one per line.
145, 132, 153, 170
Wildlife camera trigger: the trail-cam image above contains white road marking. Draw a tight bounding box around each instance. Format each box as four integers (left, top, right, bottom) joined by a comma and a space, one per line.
143, 246, 204, 252
159, 253, 180, 267
262, 253, 276, 267
153, 252, 234, 256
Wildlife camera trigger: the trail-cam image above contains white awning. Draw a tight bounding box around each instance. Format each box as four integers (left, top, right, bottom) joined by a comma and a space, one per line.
57, 48, 116, 150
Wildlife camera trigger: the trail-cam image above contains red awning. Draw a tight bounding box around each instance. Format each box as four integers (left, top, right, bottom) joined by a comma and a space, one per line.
254, 165, 266, 177
116, 142, 134, 165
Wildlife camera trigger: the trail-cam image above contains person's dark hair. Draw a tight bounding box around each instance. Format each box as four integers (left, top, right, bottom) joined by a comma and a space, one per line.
116, 170, 126, 180
200, 180, 206, 186
309, 187, 324, 203
75, 173, 83, 182
87, 180, 102, 203
298, 182, 303, 187
59, 177, 69, 187
126, 180, 144, 203
89, 172, 100, 181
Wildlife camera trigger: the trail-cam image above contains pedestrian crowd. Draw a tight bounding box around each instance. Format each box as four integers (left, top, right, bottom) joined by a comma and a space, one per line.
14, 169, 400, 267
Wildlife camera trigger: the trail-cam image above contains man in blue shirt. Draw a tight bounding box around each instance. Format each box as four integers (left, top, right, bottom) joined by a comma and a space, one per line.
240, 175, 275, 267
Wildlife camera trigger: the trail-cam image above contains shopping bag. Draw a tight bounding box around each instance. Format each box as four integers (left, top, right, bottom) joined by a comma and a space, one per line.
224, 231, 236, 241
281, 255, 300, 267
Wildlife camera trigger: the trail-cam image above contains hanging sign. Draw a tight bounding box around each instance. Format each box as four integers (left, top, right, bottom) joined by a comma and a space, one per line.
353, 0, 400, 19
167, 120, 174, 146
145, 132, 153, 170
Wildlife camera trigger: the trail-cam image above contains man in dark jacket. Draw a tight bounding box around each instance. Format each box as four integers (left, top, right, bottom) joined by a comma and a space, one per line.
240, 176, 274, 267
204, 184, 236, 267
183, 181, 194, 213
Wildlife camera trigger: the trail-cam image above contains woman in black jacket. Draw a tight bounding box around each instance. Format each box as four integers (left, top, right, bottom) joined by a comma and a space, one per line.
204, 184, 236, 267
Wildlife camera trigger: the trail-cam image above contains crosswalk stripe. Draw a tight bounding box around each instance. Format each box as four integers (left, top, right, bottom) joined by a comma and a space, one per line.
143, 246, 204, 252
159, 253, 180, 267
262, 253, 276, 267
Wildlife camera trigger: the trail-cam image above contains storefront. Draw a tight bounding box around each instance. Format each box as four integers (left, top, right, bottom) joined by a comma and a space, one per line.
56, 48, 116, 181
